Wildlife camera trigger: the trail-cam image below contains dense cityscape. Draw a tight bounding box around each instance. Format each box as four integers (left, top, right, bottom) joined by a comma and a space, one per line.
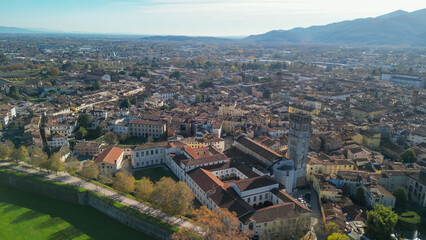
0, 7, 425, 240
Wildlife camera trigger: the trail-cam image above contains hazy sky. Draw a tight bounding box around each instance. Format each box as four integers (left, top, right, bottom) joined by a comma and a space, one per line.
0, 0, 424, 36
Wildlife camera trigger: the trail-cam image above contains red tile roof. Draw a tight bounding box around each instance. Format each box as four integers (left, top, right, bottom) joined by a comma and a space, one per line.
94, 147, 124, 165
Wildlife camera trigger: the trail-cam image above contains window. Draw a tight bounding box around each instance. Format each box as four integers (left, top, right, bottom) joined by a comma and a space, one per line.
155, 149, 158, 154
247, 197, 251, 203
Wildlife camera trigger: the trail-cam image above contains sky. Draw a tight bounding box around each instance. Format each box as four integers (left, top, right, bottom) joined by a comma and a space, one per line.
0, 0, 424, 36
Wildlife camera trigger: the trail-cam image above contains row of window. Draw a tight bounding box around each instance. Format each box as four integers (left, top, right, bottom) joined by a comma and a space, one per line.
246, 193, 268, 203
135, 159, 161, 167
135, 149, 162, 157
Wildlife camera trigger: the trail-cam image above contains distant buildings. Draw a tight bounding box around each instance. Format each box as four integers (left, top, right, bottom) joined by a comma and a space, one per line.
381, 74, 425, 88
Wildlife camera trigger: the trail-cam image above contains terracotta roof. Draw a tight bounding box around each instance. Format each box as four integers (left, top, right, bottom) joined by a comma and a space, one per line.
181, 154, 228, 167
94, 147, 124, 165
408, 170, 426, 186
236, 136, 282, 163
187, 168, 224, 192
134, 141, 170, 151
231, 176, 278, 192
202, 161, 259, 178
249, 202, 295, 223
129, 119, 166, 126
271, 188, 311, 212
75, 141, 101, 149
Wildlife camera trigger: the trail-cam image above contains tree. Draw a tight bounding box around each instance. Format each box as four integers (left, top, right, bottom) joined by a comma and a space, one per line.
366, 205, 398, 240
0, 123, 3, 131
0, 143, 11, 160
47, 153, 64, 174
326, 222, 342, 236
104, 132, 118, 146
49, 67, 59, 77
170, 181, 194, 216
76, 127, 88, 139
120, 97, 131, 109
29, 147, 48, 170
0, 52, 7, 64
10, 146, 29, 163
78, 113, 92, 128
193, 206, 250, 240
94, 126, 104, 138
354, 186, 366, 206
113, 170, 135, 194
208, 69, 223, 79
392, 187, 408, 208
134, 177, 154, 201
150, 177, 175, 214
231, 75, 242, 83
398, 149, 416, 163
169, 71, 181, 79
327, 233, 349, 240
4, 140, 14, 149
159, 105, 169, 111
263, 89, 271, 99
170, 230, 191, 240
79, 160, 99, 180
8, 85, 21, 100
65, 156, 81, 173
195, 94, 202, 103
199, 80, 213, 89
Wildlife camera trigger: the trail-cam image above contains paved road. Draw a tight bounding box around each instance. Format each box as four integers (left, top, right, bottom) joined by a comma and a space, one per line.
292, 188, 326, 240
0, 161, 199, 234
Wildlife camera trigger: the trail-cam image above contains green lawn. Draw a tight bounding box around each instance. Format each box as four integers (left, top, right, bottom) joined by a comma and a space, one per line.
133, 166, 178, 182
0, 185, 153, 240
119, 136, 146, 146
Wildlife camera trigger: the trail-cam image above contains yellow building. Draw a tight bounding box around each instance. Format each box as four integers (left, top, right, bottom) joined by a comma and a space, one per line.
181, 137, 225, 152
351, 105, 387, 120
288, 105, 320, 116
222, 117, 245, 135
312, 174, 343, 202
351, 130, 381, 149
307, 157, 355, 181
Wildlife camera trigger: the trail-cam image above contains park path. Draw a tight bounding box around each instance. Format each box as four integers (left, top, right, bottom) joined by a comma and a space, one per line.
0, 161, 199, 234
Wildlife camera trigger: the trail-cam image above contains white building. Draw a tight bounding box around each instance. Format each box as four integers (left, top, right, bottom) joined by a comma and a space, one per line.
132, 141, 170, 168
47, 134, 69, 148
381, 74, 425, 88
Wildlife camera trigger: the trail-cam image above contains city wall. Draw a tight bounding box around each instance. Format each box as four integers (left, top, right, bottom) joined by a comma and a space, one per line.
0, 170, 174, 240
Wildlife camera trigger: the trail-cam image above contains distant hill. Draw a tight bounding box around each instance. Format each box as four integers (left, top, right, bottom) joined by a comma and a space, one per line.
244, 9, 426, 46
0, 26, 43, 34
141, 35, 230, 43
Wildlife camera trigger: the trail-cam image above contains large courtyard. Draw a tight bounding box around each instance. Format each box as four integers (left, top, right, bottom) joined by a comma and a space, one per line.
133, 166, 178, 182
0, 185, 153, 240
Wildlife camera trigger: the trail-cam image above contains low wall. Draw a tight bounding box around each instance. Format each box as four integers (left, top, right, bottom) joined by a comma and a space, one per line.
0, 170, 175, 240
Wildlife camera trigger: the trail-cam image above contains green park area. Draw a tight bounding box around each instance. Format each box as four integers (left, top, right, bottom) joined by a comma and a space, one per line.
133, 166, 178, 182
0, 185, 153, 240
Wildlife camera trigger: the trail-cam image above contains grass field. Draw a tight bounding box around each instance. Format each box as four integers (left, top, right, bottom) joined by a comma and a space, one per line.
133, 166, 178, 182
0, 185, 153, 240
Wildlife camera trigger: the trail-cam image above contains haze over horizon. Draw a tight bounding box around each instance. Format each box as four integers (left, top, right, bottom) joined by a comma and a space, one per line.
0, 0, 425, 36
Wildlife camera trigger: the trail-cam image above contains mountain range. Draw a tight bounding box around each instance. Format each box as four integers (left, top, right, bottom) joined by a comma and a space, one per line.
244, 9, 426, 46
1, 8, 425, 46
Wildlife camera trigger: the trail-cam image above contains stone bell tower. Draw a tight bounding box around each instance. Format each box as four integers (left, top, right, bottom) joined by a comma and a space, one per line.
288, 112, 311, 189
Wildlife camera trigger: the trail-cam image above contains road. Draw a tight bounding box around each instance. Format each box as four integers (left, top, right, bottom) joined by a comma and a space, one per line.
292, 187, 326, 240
0, 161, 199, 234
